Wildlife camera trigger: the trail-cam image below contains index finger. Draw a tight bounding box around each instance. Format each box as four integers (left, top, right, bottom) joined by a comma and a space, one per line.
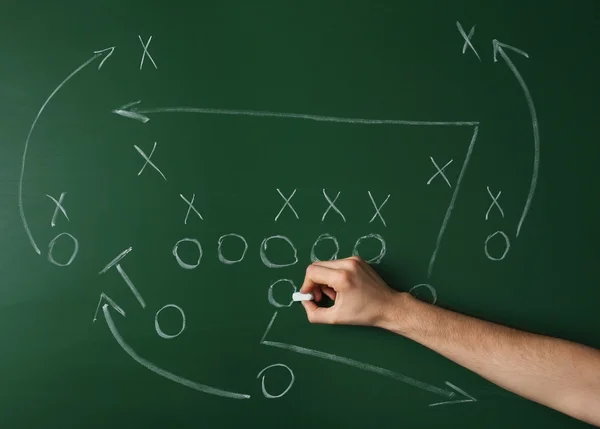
300, 264, 344, 294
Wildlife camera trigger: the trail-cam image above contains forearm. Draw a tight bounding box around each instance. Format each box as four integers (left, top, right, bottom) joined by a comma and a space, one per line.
381, 293, 600, 425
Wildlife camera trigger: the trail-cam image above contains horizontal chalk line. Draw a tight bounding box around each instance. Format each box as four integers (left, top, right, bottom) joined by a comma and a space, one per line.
135, 106, 479, 127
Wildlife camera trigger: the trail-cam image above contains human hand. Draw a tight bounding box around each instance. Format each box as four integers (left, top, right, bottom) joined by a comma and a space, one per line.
299, 256, 399, 328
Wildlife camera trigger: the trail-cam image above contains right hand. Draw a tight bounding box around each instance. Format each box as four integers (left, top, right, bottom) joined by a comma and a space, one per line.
299, 256, 399, 328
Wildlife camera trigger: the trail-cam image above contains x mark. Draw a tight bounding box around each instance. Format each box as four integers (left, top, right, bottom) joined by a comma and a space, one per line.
275, 189, 299, 221
322, 189, 346, 222
427, 157, 453, 188
134, 141, 167, 181
46, 192, 69, 227
485, 186, 504, 220
456, 21, 481, 61
368, 191, 390, 227
138, 35, 158, 70
180, 193, 203, 224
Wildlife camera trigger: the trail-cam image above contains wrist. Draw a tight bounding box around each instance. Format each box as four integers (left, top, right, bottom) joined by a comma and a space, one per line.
377, 291, 415, 334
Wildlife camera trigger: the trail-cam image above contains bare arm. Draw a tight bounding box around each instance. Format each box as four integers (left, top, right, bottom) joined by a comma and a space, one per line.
299, 257, 600, 426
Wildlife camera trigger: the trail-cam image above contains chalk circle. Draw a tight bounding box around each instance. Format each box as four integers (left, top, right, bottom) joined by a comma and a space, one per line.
484, 231, 510, 261
173, 238, 203, 269
217, 233, 248, 265
260, 235, 298, 268
268, 279, 297, 308
47, 232, 79, 267
408, 284, 438, 305
352, 233, 386, 264
310, 233, 340, 263
256, 363, 295, 399
155, 304, 186, 339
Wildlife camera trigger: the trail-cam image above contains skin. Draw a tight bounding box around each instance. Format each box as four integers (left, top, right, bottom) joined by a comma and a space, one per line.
299, 256, 600, 426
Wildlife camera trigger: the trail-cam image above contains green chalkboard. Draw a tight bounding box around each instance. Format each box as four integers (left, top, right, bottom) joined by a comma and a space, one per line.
1, 0, 599, 428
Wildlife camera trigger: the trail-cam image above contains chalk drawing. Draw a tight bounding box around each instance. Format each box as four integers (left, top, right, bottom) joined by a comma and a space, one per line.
267, 279, 297, 308
456, 22, 481, 61
260, 311, 278, 344
275, 189, 299, 221
93, 46, 115, 70
102, 304, 250, 399
485, 186, 504, 220
428, 126, 479, 278
93, 293, 125, 322
155, 304, 186, 339
262, 340, 452, 397
180, 193, 203, 224
116, 264, 146, 309
113, 100, 149, 123
112, 101, 480, 126
173, 238, 203, 269
310, 233, 339, 263
484, 230, 510, 261
493, 40, 538, 237
260, 235, 298, 268
260, 340, 476, 405
427, 157, 453, 188
322, 189, 346, 222
98, 247, 145, 309
47, 232, 78, 266
20, 48, 113, 254
256, 363, 295, 399
409, 284, 438, 305
46, 192, 69, 227
138, 35, 158, 70
217, 233, 248, 264
368, 191, 390, 227
134, 142, 167, 181
352, 233, 386, 264
99, 247, 132, 274
429, 382, 477, 407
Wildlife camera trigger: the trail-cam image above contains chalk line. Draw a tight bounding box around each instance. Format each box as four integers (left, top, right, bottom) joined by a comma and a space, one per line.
262, 340, 453, 398
428, 126, 479, 278
113, 102, 479, 126
102, 304, 250, 399
493, 40, 538, 237
19, 50, 110, 254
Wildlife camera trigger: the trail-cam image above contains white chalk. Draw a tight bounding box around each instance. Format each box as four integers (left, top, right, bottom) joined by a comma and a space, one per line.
292, 292, 313, 302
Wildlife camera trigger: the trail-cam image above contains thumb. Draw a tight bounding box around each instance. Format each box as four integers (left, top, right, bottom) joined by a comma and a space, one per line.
302, 300, 334, 324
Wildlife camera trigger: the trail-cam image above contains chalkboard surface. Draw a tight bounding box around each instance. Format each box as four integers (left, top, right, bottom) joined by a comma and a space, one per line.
1, 1, 599, 428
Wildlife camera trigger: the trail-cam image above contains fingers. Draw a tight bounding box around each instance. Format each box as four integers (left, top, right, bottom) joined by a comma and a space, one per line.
311, 285, 323, 302
313, 258, 360, 271
301, 300, 335, 324
299, 275, 321, 302
321, 286, 337, 301
300, 264, 344, 292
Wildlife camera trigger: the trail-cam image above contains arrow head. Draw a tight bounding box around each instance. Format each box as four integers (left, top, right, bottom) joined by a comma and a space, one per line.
93, 46, 116, 70
93, 292, 126, 323
112, 100, 150, 123
492, 39, 529, 63
429, 381, 477, 407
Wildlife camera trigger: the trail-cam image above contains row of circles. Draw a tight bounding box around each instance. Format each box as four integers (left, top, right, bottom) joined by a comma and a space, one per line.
172, 233, 387, 269
45, 232, 386, 268
48, 231, 509, 268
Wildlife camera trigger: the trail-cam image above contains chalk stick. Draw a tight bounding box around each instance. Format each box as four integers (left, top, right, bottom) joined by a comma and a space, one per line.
292, 292, 314, 302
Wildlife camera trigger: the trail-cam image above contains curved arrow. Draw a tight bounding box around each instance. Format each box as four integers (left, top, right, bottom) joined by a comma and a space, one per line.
19, 47, 114, 254
102, 304, 251, 399
492, 40, 538, 237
